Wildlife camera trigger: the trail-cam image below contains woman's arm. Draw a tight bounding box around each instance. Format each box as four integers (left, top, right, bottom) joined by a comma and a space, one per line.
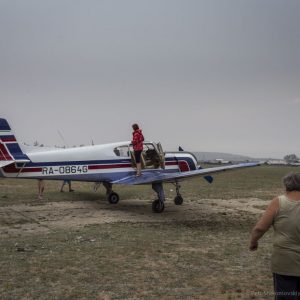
131, 132, 137, 146
249, 197, 279, 251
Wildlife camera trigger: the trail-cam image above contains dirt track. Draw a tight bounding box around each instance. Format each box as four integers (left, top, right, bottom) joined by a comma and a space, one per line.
0, 197, 266, 236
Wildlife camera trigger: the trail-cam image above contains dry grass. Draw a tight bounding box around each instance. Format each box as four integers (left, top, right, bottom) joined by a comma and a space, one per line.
1, 222, 272, 300
0, 165, 297, 299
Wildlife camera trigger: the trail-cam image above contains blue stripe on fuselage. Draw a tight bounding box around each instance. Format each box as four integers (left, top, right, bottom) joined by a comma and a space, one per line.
25, 158, 132, 167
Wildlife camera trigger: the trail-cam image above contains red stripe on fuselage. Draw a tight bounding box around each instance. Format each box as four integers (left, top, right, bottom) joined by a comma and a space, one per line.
3, 164, 42, 173
88, 163, 132, 170
165, 161, 178, 166
0, 143, 12, 160
1, 137, 16, 142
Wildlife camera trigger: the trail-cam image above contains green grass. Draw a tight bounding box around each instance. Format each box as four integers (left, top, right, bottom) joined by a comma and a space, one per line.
182, 164, 293, 201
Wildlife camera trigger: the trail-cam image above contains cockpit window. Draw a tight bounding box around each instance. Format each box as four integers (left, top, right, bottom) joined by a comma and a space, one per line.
114, 146, 130, 157
143, 143, 154, 151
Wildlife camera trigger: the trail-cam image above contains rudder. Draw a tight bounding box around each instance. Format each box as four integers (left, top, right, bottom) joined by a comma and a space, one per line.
0, 118, 28, 161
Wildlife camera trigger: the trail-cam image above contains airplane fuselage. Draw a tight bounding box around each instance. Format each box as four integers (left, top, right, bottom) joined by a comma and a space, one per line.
0, 141, 198, 182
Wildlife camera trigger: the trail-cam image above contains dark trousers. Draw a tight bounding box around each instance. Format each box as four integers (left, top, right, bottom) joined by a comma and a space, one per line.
273, 273, 300, 300
134, 150, 142, 163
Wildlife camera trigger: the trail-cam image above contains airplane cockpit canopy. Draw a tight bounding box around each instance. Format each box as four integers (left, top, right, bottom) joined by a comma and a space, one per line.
113, 142, 165, 169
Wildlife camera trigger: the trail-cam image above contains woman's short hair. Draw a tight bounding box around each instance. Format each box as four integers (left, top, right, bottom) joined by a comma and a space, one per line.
283, 173, 300, 191
132, 123, 139, 130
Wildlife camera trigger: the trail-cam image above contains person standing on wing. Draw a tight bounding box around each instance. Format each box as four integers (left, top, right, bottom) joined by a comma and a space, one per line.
131, 123, 144, 177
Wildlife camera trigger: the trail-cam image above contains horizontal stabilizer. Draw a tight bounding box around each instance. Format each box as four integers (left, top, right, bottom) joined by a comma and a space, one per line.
0, 161, 15, 168
0, 159, 30, 168
15, 159, 30, 164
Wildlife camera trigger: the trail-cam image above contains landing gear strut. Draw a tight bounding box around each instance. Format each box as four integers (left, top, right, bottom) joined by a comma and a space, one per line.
173, 181, 183, 205
151, 182, 165, 213
103, 182, 120, 204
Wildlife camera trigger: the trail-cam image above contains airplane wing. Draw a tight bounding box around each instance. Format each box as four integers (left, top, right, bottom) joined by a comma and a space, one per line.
112, 162, 260, 185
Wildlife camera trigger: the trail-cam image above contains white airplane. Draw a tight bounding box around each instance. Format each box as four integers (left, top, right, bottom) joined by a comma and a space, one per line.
0, 118, 259, 213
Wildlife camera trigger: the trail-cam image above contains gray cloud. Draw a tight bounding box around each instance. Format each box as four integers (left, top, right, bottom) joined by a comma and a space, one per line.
1, 0, 300, 158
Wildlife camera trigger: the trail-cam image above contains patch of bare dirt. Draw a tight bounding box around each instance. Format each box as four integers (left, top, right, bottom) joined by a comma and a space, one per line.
0, 197, 267, 236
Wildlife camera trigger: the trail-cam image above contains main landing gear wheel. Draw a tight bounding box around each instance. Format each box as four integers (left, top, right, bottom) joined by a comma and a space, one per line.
107, 192, 120, 204
152, 199, 165, 213
174, 195, 183, 205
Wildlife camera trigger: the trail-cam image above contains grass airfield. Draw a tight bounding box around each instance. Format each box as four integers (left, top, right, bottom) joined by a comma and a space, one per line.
0, 165, 297, 299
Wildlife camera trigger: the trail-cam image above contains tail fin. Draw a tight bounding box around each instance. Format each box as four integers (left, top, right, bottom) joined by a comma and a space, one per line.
0, 118, 29, 166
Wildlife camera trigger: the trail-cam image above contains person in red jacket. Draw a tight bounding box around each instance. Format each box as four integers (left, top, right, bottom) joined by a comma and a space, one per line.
131, 123, 144, 176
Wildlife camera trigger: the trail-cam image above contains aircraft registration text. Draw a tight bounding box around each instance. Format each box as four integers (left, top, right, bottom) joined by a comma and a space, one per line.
42, 165, 88, 175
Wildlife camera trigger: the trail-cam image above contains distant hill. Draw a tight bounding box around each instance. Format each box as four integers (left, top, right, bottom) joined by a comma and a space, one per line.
193, 151, 254, 162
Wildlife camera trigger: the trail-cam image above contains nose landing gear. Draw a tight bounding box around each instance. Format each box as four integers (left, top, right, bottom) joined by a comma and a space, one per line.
173, 181, 183, 205
174, 195, 183, 205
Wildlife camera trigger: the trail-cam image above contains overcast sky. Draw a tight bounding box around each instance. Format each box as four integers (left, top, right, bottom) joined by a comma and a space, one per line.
1, 0, 300, 158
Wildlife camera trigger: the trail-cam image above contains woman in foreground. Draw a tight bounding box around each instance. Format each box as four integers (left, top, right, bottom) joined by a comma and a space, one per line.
250, 172, 300, 300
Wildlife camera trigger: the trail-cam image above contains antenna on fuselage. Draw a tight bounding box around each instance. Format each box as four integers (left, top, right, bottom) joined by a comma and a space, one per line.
57, 130, 68, 148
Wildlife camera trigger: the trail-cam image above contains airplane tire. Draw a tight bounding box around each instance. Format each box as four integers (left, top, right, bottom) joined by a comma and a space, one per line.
108, 192, 120, 204
174, 195, 183, 205
152, 199, 164, 213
